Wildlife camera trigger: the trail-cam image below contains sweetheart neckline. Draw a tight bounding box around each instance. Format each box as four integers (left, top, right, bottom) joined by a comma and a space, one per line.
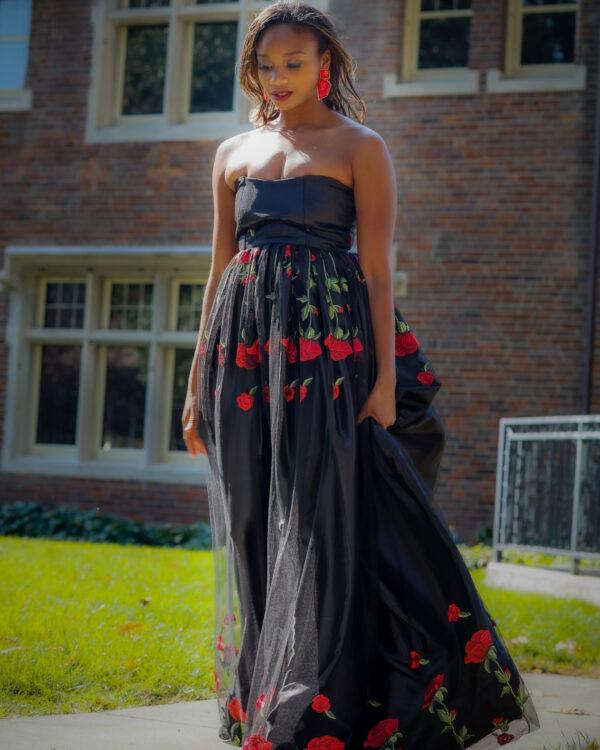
234, 173, 354, 194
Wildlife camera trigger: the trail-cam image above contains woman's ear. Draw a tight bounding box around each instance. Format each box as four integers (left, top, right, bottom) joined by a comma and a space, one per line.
321, 49, 331, 70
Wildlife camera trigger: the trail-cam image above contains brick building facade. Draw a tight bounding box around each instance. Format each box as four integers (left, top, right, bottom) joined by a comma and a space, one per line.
0, 0, 597, 542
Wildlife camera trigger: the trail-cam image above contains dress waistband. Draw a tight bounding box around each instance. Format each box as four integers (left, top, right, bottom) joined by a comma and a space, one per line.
237, 220, 353, 253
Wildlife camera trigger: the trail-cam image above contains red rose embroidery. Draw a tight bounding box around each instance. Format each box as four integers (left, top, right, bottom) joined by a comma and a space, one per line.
332, 383, 340, 400
245, 339, 262, 364
409, 650, 421, 669
262, 385, 270, 403
299, 385, 307, 401
421, 673, 444, 709
311, 693, 330, 713
311, 253, 316, 261
216, 635, 225, 651
255, 692, 266, 711
286, 268, 292, 276
214, 670, 221, 691
265, 338, 270, 354
395, 331, 419, 356
352, 338, 364, 354
450, 709, 456, 718
448, 603, 460, 621
237, 392, 254, 410
464, 629, 493, 663
199, 341, 207, 355
299, 337, 323, 361
227, 696, 247, 722
304, 737, 345, 750
497, 733, 515, 745
492, 718, 503, 725
417, 370, 435, 385
243, 730, 273, 750
280, 337, 298, 363
324, 333, 353, 360
217, 344, 226, 367
236, 342, 259, 369
363, 718, 399, 747
239, 250, 252, 264
284, 245, 291, 257
284, 385, 295, 402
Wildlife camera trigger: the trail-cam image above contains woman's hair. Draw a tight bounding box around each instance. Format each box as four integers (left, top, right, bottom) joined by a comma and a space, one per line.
238, 1, 367, 127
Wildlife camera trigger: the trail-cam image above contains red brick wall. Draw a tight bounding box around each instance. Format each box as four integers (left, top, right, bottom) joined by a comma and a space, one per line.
331, 0, 599, 540
0, 0, 598, 543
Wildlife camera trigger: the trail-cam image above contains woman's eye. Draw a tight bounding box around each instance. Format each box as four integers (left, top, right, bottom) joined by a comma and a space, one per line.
258, 63, 301, 70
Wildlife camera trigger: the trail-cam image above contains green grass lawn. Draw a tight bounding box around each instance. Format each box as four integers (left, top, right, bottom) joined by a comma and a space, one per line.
0, 535, 598, 720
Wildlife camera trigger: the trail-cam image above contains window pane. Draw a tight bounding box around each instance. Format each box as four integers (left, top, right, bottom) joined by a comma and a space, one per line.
190, 21, 238, 113
36, 345, 81, 445
418, 17, 471, 68
44, 282, 86, 329
421, 0, 472, 8
128, 0, 170, 6
523, 1, 577, 5
121, 24, 168, 115
109, 282, 153, 330
521, 11, 576, 64
0, 40, 29, 88
0, 0, 32, 35
170, 349, 194, 451
102, 347, 148, 451
176, 283, 205, 331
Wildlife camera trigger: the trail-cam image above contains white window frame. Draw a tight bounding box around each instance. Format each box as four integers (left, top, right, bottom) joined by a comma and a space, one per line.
0, 0, 33, 111
86, 0, 330, 143
383, 0, 479, 99
1, 246, 213, 485
485, 0, 586, 94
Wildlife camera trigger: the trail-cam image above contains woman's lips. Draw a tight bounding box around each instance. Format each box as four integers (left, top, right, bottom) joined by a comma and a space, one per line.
271, 91, 292, 101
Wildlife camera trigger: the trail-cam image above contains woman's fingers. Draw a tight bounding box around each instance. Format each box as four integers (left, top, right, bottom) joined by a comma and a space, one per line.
183, 426, 208, 456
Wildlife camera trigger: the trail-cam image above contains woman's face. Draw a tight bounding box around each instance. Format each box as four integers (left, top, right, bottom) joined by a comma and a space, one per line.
255, 23, 330, 109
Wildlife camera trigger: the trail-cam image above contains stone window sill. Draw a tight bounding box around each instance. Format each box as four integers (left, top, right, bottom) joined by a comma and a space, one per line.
0, 88, 32, 111
383, 70, 479, 98
485, 66, 586, 94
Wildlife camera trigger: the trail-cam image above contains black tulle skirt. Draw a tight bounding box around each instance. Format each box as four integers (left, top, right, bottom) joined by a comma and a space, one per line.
196, 234, 541, 750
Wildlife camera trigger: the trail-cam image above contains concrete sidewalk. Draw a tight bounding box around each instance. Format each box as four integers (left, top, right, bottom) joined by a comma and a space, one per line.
0, 673, 599, 750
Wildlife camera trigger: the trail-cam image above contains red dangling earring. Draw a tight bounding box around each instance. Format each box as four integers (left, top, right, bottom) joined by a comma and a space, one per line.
317, 68, 331, 99
263, 88, 269, 103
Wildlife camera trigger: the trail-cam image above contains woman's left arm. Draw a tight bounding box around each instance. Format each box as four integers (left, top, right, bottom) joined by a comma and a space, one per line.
352, 129, 398, 428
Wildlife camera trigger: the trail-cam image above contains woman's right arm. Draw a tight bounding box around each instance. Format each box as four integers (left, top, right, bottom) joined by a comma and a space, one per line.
182, 138, 240, 457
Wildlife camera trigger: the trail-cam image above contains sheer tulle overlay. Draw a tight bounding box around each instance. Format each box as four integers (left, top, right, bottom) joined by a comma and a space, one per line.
196, 175, 541, 750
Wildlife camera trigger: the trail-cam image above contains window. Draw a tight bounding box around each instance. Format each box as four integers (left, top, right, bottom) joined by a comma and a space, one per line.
0, 0, 33, 111
87, 0, 330, 143
486, 0, 585, 93
2, 247, 213, 483
383, 0, 479, 98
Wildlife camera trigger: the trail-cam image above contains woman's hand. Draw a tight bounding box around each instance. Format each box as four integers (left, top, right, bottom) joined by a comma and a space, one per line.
356, 377, 396, 429
182, 392, 208, 457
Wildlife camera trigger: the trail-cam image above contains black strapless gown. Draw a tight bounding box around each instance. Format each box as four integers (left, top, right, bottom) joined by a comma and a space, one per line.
196, 174, 540, 750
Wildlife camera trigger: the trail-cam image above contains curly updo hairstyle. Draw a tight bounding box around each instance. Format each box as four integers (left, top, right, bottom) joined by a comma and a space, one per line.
238, 1, 367, 127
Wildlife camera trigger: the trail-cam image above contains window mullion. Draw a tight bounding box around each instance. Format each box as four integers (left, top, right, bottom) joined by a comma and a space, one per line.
144, 271, 168, 466
78, 272, 101, 462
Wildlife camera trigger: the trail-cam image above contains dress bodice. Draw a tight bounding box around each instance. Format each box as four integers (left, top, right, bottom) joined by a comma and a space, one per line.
234, 174, 357, 252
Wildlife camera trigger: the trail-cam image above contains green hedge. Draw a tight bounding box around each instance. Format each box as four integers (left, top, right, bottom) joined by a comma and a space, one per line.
0, 501, 212, 550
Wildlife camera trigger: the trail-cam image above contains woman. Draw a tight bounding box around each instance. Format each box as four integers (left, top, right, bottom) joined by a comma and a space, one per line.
182, 3, 541, 749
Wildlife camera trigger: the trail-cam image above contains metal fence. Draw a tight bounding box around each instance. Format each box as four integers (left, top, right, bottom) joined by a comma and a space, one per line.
493, 415, 600, 573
